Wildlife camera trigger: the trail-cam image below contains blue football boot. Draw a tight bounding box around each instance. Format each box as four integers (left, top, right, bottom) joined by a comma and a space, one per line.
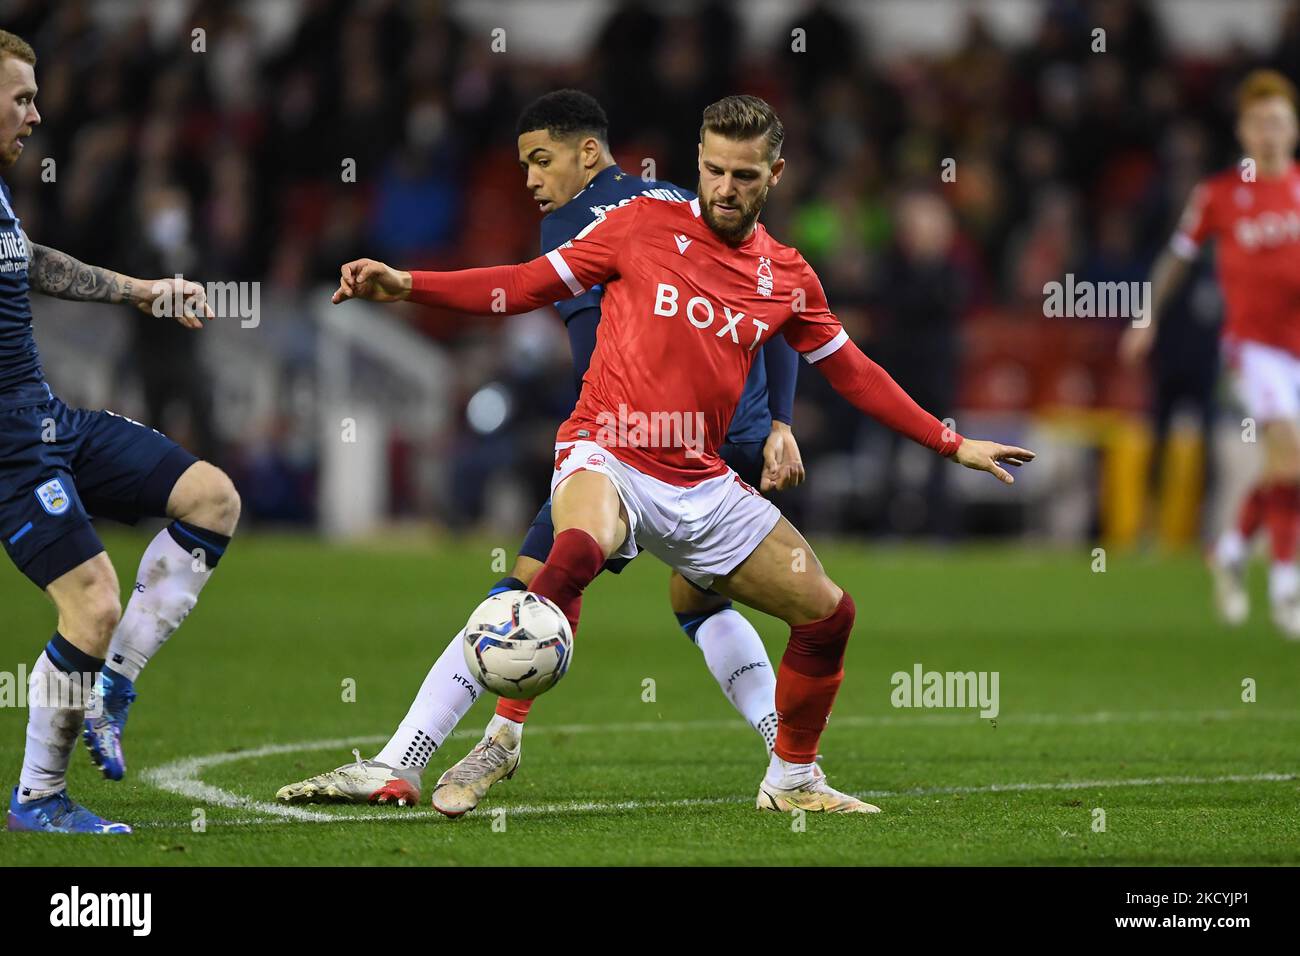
6, 786, 132, 834
82, 668, 136, 781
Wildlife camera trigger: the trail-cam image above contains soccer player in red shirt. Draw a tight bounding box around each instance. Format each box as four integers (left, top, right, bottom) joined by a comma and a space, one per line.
335, 95, 1032, 813
1122, 70, 1300, 639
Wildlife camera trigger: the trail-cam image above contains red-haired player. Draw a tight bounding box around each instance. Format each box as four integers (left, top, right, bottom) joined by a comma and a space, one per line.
1123, 69, 1300, 639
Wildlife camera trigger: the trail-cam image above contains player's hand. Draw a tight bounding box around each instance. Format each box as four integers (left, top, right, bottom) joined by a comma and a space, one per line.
953, 439, 1035, 485
141, 277, 213, 329
332, 259, 412, 304
761, 421, 805, 492
1119, 323, 1156, 366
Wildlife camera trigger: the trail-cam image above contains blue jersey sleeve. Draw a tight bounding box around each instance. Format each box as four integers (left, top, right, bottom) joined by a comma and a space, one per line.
541, 209, 603, 323
564, 305, 601, 397
763, 333, 798, 425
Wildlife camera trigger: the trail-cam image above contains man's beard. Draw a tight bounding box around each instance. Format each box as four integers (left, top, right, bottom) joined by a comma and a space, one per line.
0, 131, 28, 169
699, 187, 767, 244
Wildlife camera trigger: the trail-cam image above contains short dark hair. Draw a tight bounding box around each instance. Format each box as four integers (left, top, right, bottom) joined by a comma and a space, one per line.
701, 94, 784, 161
515, 89, 609, 145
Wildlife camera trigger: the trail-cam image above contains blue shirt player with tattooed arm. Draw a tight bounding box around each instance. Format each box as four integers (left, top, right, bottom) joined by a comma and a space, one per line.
277, 90, 807, 816
0, 30, 242, 835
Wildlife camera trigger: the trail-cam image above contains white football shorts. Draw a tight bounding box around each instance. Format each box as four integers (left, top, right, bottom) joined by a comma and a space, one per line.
1226, 337, 1300, 424
550, 440, 781, 589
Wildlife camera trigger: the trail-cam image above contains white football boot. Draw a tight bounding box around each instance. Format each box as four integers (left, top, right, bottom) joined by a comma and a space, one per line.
430, 722, 521, 817
1207, 552, 1249, 626
757, 759, 880, 814
275, 750, 422, 806
1271, 592, 1300, 641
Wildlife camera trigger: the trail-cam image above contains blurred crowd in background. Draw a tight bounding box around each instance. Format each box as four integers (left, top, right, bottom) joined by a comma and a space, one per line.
6, 0, 1294, 542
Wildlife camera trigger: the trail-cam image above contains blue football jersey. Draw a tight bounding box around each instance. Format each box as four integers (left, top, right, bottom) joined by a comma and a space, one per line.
0, 177, 48, 409
540, 166, 774, 444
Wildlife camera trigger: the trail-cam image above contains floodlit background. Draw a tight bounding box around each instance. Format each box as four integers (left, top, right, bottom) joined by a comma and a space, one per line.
8, 0, 1293, 547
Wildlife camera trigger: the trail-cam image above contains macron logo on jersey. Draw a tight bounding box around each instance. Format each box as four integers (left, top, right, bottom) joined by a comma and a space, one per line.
674, 234, 692, 255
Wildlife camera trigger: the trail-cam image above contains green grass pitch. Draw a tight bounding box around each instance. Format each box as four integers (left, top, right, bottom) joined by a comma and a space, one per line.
0, 529, 1296, 866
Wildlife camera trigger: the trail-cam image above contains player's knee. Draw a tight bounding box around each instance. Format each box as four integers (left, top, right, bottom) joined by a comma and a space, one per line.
798, 578, 845, 626
89, 591, 123, 642
62, 582, 121, 646
1276, 455, 1300, 482
1264, 426, 1300, 479
1265, 457, 1300, 483
176, 463, 241, 533
206, 468, 241, 529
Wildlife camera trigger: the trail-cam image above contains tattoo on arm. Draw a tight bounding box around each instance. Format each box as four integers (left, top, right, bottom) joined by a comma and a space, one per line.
28, 242, 135, 304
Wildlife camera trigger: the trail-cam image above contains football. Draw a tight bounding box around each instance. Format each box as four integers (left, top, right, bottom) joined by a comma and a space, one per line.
461, 590, 574, 699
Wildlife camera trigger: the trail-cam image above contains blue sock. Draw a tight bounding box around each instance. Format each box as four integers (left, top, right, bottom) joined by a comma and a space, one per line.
674, 602, 733, 644
44, 631, 104, 676
487, 576, 528, 597
166, 520, 231, 568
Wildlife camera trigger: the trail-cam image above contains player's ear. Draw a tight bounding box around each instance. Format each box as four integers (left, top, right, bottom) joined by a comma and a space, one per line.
581, 136, 602, 171
769, 156, 785, 187
697, 142, 703, 169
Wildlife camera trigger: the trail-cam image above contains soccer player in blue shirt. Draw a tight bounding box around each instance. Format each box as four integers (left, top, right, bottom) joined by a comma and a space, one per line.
278, 91, 806, 814
0, 31, 241, 834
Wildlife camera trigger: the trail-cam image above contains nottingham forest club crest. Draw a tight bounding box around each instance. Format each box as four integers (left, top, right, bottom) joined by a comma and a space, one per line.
35, 478, 71, 515
756, 256, 773, 296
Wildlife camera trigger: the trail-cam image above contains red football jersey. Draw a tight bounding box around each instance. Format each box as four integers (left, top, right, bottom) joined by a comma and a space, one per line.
543, 196, 846, 485
1172, 162, 1300, 355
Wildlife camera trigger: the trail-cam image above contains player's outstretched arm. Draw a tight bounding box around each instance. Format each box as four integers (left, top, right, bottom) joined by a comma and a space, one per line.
26, 237, 212, 329
335, 204, 630, 315
1118, 248, 1191, 365
812, 336, 1034, 484
333, 253, 595, 317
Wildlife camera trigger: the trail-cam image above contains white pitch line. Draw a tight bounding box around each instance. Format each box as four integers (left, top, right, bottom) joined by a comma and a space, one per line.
137, 708, 1300, 829
132, 772, 1299, 830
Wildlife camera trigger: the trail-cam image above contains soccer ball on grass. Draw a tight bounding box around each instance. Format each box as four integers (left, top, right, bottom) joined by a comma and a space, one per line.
461, 591, 574, 699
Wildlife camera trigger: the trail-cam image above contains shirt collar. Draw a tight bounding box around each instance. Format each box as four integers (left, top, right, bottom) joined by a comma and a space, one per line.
582, 165, 625, 194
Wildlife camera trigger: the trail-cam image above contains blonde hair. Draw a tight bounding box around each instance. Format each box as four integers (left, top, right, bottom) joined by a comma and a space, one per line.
700, 95, 784, 161
0, 30, 35, 66
1236, 69, 1297, 116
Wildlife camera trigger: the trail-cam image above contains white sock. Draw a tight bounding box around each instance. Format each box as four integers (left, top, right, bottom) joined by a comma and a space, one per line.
694, 608, 778, 752
483, 712, 524, 741
105, 526, 218, 681
374, 629, 485, 770
764, 751, 815, 789
1269, 562, 1299, 605
18, 653, 90, 800
1216, 529, 1246, 566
